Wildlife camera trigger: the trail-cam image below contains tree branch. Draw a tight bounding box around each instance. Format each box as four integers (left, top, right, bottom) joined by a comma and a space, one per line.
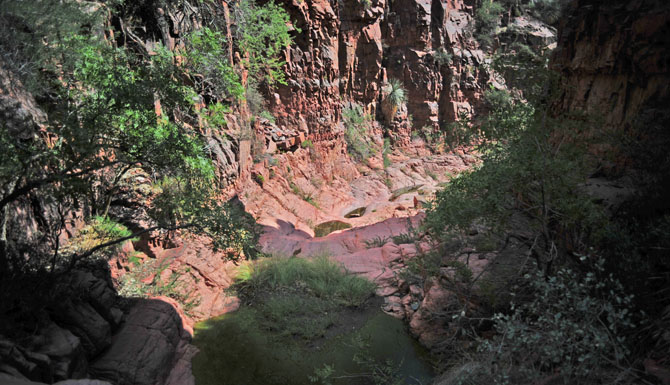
0, 160, 122, 211
67, 223, 196, 270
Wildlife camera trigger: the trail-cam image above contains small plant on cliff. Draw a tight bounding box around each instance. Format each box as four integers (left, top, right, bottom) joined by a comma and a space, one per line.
343, 104, 376, 161
358, 0, 372, 10
364, 235, 390, 249
433, 47, 453, 67
384, 78, 407, 109
255, 173, 265, 185
118, 257, 201, 316
382, 138, 392, 168
381, 78, 407, 123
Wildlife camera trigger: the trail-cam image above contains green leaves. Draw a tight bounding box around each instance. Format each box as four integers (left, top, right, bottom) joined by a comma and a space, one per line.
343, 104, 376, 161
383, 78, 407, 109
184, 27, 244, 101
479, 258, 635, 382
233, 0, 294, 86
0, 1, 263, 271
474, 0, 505, 48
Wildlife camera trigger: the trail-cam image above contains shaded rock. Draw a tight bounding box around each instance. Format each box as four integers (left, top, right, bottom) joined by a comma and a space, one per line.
89, 299, 189, 385
409, 280, 454, 348
376, 286, 398, 297
66, 271, 118, 328
52, 300, 111, 358
0, 373, 112, 384
29, 324, 87, 381
0, 340, 51, 382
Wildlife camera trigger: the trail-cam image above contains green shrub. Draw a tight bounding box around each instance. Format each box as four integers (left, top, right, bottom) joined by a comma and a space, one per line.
118, 257, 201, 316
289, 181, 318, 207
383, 78, 407, 109
401, 250, 442, 281
391, 218, 421, 244
259, 110, 276, 123
60, 216, 135, 266
364, 236, 391, 249
382, 138, 392, 168
236, 256, 376, 307
343, 104, 376, 161
255, 174, 265, 184
303, 194, 319, 208
245, 78, 267, 115
184, 27, 244, 100
474, 0, 504, 48
466, 258, 636, 384
427, 103, 605, 273
232, 0, 294, 86
301, 139, 314, 149
358, 0, 372, 10
433, 47, 453, 66
391, 232, 417, 245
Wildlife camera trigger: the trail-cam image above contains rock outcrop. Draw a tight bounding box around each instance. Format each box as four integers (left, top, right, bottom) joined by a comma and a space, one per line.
89, 299, 193, 385
551, 0, 670, 211
0, 272, 193, 385
552, 0, 670, 130
270, 0, 495, 145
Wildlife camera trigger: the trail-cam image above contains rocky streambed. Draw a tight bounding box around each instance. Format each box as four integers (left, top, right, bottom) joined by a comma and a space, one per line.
181, 149, 487, 384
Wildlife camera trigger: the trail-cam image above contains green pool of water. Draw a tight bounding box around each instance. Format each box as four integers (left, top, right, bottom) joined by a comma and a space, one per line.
313, 220, 352, 237
192, 308, 434, 385
344, 207, 367, 218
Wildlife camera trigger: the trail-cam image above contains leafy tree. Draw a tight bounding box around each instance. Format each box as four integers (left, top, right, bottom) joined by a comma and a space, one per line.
232, 0, 294, 86
428, 110, 607, 275
0, 0, 259, 277
452, 258, 636, 384
183, 27, 245, 102
474, 0, 505, 48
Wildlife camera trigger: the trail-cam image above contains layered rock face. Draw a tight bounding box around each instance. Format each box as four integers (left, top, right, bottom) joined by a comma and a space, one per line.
552, 0, 670, 129
271, 0, 492, 145
551, 0, 670, 212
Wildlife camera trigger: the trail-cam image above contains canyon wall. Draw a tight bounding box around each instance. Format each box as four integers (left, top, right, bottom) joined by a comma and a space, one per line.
552, 0, 670, 130
551, 0, 670, 212
271, 0, 493, 145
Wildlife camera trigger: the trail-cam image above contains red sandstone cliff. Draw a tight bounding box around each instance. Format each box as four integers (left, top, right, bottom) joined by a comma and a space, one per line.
270, 0, 494, 145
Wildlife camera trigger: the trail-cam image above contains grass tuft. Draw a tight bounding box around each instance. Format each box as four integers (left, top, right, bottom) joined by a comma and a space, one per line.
236, 255, 375, 307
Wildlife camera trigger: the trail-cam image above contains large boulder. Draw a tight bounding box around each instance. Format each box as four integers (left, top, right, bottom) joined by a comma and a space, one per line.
89, 299, 190, 385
